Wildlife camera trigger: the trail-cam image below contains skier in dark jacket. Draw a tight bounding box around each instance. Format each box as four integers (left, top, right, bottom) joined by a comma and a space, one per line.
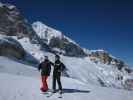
38, 56, 53, 92
52, 55, 65, 94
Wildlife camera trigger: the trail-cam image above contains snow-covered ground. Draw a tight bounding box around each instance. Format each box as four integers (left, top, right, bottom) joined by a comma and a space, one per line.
0, 57, 39, 77
0, 57, 133, 100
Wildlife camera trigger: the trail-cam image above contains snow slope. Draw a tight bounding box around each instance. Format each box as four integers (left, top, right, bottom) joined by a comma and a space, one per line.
32, 21, 77, 45
0, 57, 39, 77
10, 36, 133, 89
0, 57, 133, 100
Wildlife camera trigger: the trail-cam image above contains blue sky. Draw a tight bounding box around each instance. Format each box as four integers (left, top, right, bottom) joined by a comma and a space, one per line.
1, 0, 133, 66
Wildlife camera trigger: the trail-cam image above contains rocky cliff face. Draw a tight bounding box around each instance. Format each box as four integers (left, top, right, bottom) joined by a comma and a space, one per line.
49, 37, 86, 57
0, 3, 34, 59
0, 3, 33, 37
0, 3, 50, 59
0, 35, 25, 59
89, 50, 126, 70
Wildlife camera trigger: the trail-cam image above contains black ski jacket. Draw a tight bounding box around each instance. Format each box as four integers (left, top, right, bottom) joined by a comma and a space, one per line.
38, 60, 53, 76
53, 60, 65, 74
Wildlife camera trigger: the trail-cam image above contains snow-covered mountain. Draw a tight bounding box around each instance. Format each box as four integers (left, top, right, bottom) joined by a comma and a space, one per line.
0, 2, 133, 98
0, 2, 51, 52
32, 21, 87, 57
32, 21, 128, 69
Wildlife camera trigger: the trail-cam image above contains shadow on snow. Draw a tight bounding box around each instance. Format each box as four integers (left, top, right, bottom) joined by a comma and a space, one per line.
62, 88, 90, 94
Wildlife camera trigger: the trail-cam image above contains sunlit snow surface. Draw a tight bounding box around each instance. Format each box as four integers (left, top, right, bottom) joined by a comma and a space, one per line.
0, 57, 133, 100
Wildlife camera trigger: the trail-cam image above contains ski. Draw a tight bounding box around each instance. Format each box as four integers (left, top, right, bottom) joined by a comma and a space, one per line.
46, 92, 55, 98
58, 93, 63, 98
46, 92, 63, 98
40, 89, 53, 96
41, 92, 49, 95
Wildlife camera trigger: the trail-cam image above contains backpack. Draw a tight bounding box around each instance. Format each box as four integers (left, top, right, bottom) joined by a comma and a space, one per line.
60, 63, 66, 72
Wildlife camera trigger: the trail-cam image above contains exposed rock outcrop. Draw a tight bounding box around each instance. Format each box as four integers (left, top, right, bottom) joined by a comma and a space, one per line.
0, 36, 25, 59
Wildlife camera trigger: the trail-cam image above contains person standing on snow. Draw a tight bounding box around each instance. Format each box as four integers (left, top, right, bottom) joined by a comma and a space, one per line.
38, 56, 53, 92
52, 55, 65, 94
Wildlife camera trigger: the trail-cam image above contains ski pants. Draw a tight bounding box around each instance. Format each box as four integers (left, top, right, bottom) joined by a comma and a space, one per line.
52, 72, 62, 91
40, 75, 48, 92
